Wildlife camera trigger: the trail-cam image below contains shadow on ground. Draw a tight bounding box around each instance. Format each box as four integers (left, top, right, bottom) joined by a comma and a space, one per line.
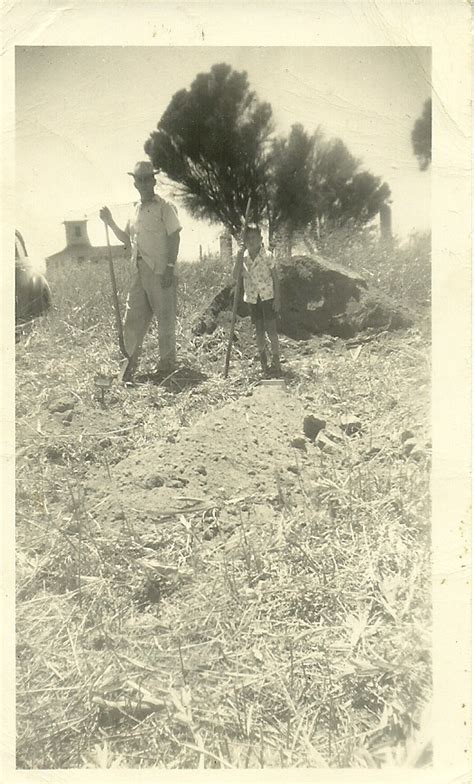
135, 364, 208, 391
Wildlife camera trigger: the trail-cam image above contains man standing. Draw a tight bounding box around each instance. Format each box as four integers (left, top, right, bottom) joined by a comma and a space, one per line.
100, 161, 182, 382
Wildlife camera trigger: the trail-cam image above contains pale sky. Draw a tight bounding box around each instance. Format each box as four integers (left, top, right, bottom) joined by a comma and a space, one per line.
15, 46, 431, 264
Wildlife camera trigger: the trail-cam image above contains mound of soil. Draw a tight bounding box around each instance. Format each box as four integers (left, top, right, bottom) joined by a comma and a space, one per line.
86, 385, 313, 530
193, 253, 413, 340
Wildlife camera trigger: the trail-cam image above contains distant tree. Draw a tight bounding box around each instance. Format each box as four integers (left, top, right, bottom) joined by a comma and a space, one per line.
144, 63, 273, 234
267, 130, 390, 249
267, 124, 317, 241
411, 99, 432, 171
309, 137, 391, 236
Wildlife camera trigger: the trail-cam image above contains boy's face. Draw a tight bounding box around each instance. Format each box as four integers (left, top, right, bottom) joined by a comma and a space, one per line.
245, 230, 262, 255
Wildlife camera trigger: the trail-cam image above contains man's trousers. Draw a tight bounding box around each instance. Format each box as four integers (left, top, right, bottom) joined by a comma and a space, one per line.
123, 257, 176, 374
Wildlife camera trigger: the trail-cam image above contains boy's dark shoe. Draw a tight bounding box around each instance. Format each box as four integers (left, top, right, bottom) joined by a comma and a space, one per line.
259, 350, 269, 374
269, 355, 282, 378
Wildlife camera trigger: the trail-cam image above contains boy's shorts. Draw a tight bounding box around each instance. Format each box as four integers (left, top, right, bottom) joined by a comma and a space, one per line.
248, 296, 276, 325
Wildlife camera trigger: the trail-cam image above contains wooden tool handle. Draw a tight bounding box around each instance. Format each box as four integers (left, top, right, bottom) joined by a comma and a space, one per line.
224, 197, 252, 378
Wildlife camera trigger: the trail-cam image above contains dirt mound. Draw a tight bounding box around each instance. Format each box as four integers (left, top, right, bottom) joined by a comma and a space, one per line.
193, 253, 413, 340
86, 385, 313, 528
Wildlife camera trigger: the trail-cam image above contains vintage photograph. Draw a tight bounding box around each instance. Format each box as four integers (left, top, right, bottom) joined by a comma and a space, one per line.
15, 45, 433, 769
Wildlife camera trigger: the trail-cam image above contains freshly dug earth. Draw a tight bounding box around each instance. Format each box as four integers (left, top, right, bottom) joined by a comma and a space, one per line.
86, 384, 312, 532
193, 253, 413, 339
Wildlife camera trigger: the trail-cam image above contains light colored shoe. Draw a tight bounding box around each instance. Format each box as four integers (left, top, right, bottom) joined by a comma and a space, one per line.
118, 357, 136, 384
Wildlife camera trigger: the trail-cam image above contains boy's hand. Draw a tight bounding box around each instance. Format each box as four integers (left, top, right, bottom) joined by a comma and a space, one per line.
100, 206, 113, 226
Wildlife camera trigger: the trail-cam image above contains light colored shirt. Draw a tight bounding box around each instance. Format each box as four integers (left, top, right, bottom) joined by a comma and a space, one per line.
242, 246, 276, 304
126, 195, 182, 274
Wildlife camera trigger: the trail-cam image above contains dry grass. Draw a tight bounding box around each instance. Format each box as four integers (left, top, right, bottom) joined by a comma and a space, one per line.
16, 248, 431, 769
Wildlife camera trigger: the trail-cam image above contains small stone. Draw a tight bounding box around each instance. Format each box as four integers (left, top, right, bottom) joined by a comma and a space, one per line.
303, 415, 326, 441
340, 413, 362, 437
316, 432, 341, 455
287, 465, 299, 474
402, 440, 425, 461
62, 410, 73, 424
168, 477, 189, 488
92, 635, 107, 651
321, 338, 336, 349
48, 397, 75, 414
401, 438, 418, 456
44, 445, 63, 463
99, 437, 112, 448
144, 473, 165, 489
401, 429, 416, 443
196, 464, 207, 476
290, 437, 307, 451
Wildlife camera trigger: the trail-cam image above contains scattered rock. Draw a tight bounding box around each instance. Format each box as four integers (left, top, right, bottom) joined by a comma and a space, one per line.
99, 437, 112, 448
303, 415, 326, 441
195, 464, 207, 476
48, 396, 76, 414
316, 432, 342, 455
410, 445, 427, 462
168, 477, 189, 488
144, 473, 165, 489
290, 436, 307, 451
321, 337, 337, 349
92, 635, 107, 651
44, 445, 64, 463
287, 465, 299, 474
62, 410, 73, 424
401, 438, 418, 457
402, 440, 426, 461
340, 413, 362, 437
400, 429, 416, 443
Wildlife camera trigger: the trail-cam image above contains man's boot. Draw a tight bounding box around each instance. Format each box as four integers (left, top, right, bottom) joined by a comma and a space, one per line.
119, 355, 137, 384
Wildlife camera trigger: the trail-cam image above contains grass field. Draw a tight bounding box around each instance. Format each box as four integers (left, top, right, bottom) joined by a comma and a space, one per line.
15, 237, 432, 769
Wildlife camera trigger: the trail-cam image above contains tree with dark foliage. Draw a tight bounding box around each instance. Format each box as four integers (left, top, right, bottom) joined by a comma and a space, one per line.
145, 63, 391, 245
268, 124, 317, 240
144, 63, 273, 235
310, 137, 391, 235
411, 98, 432, 171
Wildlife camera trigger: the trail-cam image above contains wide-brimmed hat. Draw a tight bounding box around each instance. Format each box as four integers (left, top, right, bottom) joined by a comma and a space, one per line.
127, 161, 158, 179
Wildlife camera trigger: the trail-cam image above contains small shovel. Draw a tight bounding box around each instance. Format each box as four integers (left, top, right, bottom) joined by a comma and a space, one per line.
104, 223, 133, 382
224, 197, 252, 378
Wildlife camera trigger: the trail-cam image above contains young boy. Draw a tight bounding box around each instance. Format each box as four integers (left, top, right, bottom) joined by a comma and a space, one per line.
234, 225, 281, 376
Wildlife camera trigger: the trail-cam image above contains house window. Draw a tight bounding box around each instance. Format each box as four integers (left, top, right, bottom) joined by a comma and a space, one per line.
75, 226, 82, 237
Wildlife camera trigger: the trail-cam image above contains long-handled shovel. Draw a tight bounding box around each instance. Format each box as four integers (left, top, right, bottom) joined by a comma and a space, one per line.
105, 224, 133, 381
224, 197, 252, 378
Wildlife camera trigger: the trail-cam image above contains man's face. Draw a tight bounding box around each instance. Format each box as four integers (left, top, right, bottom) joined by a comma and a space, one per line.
133, 174, 156, 200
